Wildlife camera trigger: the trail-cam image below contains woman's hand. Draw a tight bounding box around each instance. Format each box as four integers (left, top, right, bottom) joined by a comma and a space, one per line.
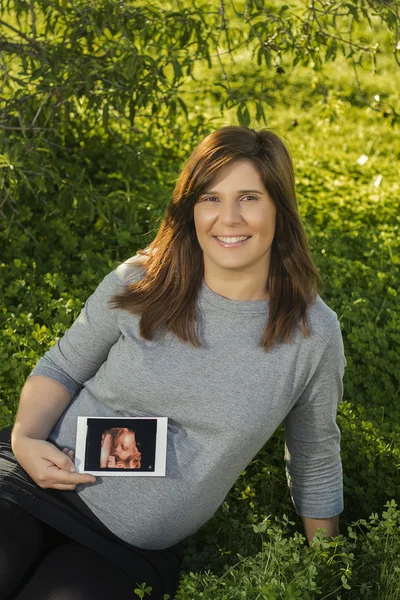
12, 435, 96, 490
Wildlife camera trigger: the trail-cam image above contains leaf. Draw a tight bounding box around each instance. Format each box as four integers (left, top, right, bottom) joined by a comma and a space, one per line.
264, 49, 272, 70
177, 96, 188, 117
168, 99, 177, 117
356, 154, 368, 166
373, 174, 382, 187
346, 2, 360, 22
172, 59, 183, 82
180, 28, 192, 46
237, 103, 251, 127
325, 40, 338, 62
255, 100, 266, 123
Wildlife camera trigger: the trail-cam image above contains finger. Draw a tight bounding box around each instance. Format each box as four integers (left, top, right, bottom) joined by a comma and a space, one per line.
52, 473, 96, 486
41, 479, 90, 491
44, 464, 96, 485
43, 482, 77, 491
45, 446, 76, 472
40, 476, 95, 490
61, 449, 75, 466
62, 448, 74, 458
68, 474, 96, 484
58, 468, 96, 483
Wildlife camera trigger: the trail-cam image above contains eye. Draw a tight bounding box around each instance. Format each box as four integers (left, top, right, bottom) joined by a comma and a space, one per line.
241, 196, 258, 201
201, 195, 258, 202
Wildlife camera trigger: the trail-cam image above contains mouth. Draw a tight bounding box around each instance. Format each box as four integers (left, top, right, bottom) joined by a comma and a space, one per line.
213, 236, 252, 248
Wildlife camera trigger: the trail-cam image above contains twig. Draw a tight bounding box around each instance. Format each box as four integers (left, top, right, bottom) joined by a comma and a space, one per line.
31, 93, 51, 126
348, 15, 381, 115
220, 0, 232, 54
0, 41, 42, 60
310, 0, 372, 53
213, 2, 232, 92
0, 124, 55, 131
0, 51, 8, 94
17, 220, 39, 243
0, 19, 42, 50
395, 0, 400, 67
30, 0, 36, 38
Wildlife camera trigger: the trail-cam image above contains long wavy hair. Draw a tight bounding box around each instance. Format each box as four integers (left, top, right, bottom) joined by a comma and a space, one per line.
110, 125, 323, 351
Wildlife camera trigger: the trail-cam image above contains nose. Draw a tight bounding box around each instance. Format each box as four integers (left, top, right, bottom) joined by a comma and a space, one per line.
219, 201, 242, 226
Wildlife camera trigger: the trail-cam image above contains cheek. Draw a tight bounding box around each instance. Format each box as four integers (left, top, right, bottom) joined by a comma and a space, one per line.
256, 207, 276, 232
194, 207, 216, 232
193, 211, 204, 232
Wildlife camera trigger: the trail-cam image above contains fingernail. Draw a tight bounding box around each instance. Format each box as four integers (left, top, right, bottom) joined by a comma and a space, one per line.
70, 465, 76, 472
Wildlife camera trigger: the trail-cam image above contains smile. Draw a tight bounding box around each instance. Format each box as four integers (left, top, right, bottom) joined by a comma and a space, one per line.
213, 236, 251, 248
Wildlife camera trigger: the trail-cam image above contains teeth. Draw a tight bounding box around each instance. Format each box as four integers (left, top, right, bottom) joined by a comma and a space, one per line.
216, 236, 249, 243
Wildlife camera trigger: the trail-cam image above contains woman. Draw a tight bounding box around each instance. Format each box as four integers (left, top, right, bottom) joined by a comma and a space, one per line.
0, 125, 346, 599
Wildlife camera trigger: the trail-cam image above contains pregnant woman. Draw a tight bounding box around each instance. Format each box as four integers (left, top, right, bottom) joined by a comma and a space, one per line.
0, 125, 346, 599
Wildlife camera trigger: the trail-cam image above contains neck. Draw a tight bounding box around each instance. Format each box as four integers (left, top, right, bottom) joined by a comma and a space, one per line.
204, 274, 270, 302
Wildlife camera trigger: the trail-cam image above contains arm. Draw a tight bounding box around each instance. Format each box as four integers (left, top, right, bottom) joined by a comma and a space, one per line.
10, 262, 139, 489
284, 318, 347, 532
302, 514, 340, 545
12, 375, 72, 444
13, 267, 127, 444
13, 269, 124, 442
27, 268, 124, 396
11, 376, 96, 488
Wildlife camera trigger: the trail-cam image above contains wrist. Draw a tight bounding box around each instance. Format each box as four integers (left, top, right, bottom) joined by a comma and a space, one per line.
11, 430, 35, 455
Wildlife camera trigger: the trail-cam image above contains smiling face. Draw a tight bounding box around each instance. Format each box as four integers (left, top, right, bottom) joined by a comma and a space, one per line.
193, 159, 276, 290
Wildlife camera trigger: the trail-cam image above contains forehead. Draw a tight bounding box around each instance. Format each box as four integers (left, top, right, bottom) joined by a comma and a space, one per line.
202, 159, 265, 193
118, 431, 135, 442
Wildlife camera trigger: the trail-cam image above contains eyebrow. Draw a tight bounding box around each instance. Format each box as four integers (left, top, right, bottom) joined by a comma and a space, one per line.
200, 189, 265, 195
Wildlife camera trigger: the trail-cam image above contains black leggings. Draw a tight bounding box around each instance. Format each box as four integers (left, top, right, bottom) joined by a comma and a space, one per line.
0, 498, 167, 600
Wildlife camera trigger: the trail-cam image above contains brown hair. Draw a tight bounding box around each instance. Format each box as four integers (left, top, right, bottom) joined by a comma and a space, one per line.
110, 125, 322, 351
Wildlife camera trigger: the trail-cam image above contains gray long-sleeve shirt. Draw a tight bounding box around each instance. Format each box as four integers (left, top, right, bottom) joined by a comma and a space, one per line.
29, 255, 346, 550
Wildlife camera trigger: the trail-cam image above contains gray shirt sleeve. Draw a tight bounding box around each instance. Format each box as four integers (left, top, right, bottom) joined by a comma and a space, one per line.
283, 319, 346, 519
28, 269, 123, 397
